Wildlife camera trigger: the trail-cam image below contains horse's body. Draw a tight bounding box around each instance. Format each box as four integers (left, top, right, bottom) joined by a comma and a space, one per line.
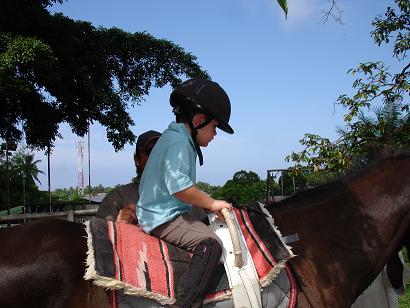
0, 153, 409, 308
270, 152, 410, 307
0, 218, 108, 308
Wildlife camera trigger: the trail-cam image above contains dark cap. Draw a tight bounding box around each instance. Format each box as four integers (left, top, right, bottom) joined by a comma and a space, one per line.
135, 130, 161, 154
170, 78, 234, 134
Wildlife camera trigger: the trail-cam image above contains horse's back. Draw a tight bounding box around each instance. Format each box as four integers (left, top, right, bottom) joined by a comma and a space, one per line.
0, 218, 86, 266
0, 219, 107, 308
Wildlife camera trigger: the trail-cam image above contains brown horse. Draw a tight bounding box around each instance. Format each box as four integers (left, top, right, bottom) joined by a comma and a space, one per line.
269, 152, 410, 307
0, 153, 409, 308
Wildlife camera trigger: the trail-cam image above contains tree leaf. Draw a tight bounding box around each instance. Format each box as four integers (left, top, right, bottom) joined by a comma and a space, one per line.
276, 0, 288, 18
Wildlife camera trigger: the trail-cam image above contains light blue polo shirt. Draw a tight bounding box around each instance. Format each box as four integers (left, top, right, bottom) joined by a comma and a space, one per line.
137, 121, 197, 233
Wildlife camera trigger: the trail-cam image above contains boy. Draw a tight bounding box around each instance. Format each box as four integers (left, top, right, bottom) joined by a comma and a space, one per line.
137, 78, 234, 308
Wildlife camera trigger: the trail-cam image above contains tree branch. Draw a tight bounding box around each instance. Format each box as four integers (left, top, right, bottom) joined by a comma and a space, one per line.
321, 0, 344, 24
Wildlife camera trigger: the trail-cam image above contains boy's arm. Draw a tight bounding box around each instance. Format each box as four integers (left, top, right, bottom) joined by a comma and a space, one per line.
174, 185, 232, 222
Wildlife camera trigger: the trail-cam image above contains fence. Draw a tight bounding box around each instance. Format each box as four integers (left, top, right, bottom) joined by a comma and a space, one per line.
0, 208, 98, 225
266, 168, 311, 202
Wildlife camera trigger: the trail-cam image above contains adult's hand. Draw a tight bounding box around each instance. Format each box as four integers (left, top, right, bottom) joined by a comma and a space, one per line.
116, 204, 137, 225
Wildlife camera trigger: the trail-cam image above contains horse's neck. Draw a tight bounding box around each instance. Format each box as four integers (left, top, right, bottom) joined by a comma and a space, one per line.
348, 156, 410, 248
270, 155, 410, 307
350, 154, 410, 200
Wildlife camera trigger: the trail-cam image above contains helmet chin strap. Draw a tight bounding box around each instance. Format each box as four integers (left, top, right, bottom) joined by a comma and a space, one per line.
187, 115, 212, 166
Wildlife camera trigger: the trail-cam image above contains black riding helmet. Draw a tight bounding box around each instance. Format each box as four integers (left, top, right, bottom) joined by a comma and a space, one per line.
170, 78, 234, 134
170, 78, 234, 166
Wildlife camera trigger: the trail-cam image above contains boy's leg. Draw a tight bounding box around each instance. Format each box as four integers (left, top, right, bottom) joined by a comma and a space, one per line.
151, 214, 222, 308
151, 213, 222, 251
177, 237, 222, 308
187, 206, 208, 223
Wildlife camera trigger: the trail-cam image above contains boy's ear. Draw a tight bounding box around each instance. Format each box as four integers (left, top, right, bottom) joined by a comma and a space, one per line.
193, 113, 207, 126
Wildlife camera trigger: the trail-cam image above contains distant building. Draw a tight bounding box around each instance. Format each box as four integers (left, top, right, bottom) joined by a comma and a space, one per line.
80, 193, 107, 210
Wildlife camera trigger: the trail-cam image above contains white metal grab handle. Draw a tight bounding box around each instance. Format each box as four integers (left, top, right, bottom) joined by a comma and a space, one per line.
221, 208, 244, 268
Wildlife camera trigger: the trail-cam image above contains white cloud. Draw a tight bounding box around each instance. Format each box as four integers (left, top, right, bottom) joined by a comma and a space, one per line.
281, 0, 324, 28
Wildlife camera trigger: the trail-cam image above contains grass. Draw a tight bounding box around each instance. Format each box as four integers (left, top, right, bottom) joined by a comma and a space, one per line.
399, 282, 410, 307
399, 249, 410, 308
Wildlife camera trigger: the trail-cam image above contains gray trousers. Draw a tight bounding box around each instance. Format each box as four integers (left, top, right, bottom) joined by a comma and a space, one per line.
150, 207, 222, 252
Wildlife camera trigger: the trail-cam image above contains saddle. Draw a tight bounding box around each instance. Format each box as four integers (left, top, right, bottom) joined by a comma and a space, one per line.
84, 202, 296, 307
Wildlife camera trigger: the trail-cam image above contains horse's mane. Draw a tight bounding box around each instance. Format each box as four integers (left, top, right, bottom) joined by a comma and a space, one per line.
272, 151, 410, 209
342, 150, 410, 182
273, 180, 343, 208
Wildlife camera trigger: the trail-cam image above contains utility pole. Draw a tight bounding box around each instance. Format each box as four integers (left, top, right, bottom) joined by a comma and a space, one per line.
87, 122, 91, 203
75, 139, 84, 196
47, 145, 51, 212
1, 142, 17, 227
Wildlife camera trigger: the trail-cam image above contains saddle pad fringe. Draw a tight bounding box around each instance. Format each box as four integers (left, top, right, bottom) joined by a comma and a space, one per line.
84, 202, 295, 306
84, 219, 184, 305
234, 202, 294, 287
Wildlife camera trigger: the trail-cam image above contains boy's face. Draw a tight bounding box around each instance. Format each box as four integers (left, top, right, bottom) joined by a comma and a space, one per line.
194, 114, 218, 147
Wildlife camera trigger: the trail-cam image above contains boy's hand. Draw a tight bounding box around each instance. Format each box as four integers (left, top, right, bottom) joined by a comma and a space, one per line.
210, 200, 232, 222
116, 204, 138, 225
173, 186, 232, 221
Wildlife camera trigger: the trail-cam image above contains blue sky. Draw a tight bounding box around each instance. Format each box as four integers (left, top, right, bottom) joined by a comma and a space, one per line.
33, 0, 398, 190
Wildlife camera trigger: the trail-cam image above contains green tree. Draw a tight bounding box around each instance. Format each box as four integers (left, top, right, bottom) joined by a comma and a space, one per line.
287, 0, 410, 174
12, 150, 44, 204
303, 170, 339, 188
82, 184, 114, 196
232, 170, 261, 184
52, 187, 83, 202
0, 149, 45, 206
0, 160, 15, 206
277, 169, 309, 196
213, 170, 266, 206
196, 181, 220, 196
51, 184, 115, 203
0, 0, 208, 151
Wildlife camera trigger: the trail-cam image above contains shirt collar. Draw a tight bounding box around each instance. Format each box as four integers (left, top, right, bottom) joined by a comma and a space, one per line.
168, 121, 196, 150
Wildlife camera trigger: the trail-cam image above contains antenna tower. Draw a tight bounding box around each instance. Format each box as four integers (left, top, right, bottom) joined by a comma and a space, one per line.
75, 139, 85, 195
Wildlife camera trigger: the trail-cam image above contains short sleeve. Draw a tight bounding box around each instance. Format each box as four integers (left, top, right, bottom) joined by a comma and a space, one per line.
163, 142, 194, 195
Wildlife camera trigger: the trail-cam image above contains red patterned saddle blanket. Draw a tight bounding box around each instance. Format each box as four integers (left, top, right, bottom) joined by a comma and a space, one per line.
85, 202, 296, 306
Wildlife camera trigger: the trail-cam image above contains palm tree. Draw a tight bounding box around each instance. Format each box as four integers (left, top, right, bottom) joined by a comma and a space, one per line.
335, 100, 410, 169
13, 152, 44, 205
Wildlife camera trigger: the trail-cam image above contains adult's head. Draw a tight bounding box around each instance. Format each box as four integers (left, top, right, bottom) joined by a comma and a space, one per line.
169, 78, 234, 165
134, 130, 161, 175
